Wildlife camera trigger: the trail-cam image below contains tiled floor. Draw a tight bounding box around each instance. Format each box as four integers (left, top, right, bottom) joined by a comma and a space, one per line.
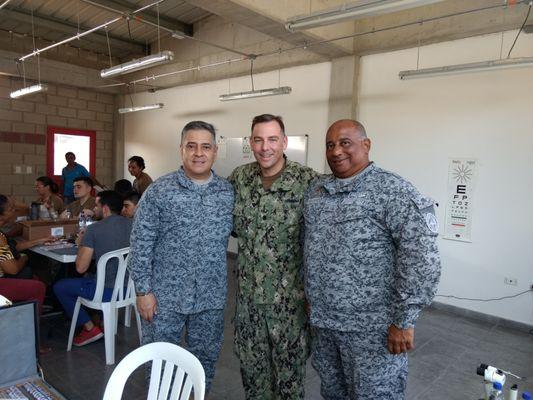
39, 260, 533, 400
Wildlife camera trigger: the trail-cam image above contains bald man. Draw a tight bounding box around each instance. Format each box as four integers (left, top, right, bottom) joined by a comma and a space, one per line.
303, 119, 441, 400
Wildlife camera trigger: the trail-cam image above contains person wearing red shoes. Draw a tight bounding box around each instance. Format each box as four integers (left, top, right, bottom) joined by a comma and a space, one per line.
54, 190, 132, 346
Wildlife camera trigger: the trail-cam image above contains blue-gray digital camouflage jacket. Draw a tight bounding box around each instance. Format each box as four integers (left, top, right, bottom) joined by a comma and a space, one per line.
128, 167, 234, 314
304, 162, 441, 331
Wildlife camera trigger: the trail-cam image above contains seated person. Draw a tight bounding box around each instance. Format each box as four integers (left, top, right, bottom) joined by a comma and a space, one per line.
113, 179, 133, 198
0, 196, 28, 237
121, 191, 140, 219
35, 176, 64, 219
53, 191, 132, 346
60, 176, 95, 219
0, 194, 46, 314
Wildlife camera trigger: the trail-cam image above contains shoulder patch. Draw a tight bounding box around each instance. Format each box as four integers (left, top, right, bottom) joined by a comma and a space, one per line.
424, 212, 439, 233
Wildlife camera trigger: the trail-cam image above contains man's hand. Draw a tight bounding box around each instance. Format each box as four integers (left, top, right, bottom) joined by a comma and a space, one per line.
387, 324, 414, 354
137, 293, 157, 322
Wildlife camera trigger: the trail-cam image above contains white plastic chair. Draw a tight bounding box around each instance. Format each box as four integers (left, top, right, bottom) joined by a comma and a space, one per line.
102, 342, 206, 400
67, 247, 142, 365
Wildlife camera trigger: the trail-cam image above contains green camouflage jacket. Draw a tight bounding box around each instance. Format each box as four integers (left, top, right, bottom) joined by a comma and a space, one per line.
229, 159, 318, 307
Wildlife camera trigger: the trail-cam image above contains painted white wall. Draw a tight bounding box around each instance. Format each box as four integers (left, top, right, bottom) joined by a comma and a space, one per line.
123, 61, 332, 180
358, 30, 533, 325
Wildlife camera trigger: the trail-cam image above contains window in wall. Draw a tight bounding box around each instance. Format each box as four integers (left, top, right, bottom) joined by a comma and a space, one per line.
46, 126, 96, 181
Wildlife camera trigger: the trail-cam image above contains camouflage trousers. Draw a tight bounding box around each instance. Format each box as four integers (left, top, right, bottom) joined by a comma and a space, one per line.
312, 326, 408, 400
141, 307, 224, 391
234, 299, 309, 400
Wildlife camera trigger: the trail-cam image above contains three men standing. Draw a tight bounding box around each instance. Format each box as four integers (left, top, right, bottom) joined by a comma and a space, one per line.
229, 114, 317, 399
128, 121, 234, 391
304, 119, 441, 400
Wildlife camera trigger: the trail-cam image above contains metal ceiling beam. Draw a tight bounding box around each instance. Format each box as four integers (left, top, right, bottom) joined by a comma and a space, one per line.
81, 0, 193, 37
2, 8, 147, 56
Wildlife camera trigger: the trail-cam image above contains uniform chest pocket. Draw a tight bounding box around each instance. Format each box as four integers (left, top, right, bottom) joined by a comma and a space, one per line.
334, 201, 371, 223
202, 193, 234, 229
159, 195, 194, 224
335, 201, 387, 240
304, 197, 336, 225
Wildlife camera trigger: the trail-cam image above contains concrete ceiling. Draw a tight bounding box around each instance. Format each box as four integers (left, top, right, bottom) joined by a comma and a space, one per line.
0, 0, 531, 93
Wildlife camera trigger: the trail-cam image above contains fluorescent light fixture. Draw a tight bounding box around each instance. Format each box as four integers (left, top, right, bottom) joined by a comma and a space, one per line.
101, 51, 174, 78
286, 0, 444, 31
10, 84, 48, 98
219, 86, 292, 101
171, 31, 187, 40
118, 103, 164, 114
399, 56, 533, 80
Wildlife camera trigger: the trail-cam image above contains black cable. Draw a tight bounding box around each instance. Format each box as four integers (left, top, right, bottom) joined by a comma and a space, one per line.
436, 289, 533, 302
507, 2, 532, 58
250, 59, 254, 91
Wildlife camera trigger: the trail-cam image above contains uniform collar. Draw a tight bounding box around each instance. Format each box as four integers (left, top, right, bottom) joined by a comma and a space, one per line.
249, 156, 302, 192
176, 167, 220, 190
322, 162, 375, 194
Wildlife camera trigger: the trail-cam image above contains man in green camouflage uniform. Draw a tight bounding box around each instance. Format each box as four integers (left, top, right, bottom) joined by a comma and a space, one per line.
228, 114, 317, 400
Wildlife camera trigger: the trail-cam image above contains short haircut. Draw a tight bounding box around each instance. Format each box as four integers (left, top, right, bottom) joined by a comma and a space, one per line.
123, 191, 140, 205
0, 194, 8, 216
114, 179, 133, 196
96, 190, 123, 214
352, 120, 367, 138
251, 114, 285, 136
181, 121, 216, 143
326, 119, 368, 139
128, 156, 145, 170
73, 176, 93, 187
36, 176, 59, 194
65, 152, 75, 158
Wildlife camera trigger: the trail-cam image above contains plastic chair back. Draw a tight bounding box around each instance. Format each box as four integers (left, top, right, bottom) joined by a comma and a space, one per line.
102, 342, 205, 400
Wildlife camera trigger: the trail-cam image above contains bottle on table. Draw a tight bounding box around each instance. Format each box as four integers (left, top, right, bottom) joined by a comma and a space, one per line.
38, 204, 49, 220
49, 208, 58, 221
522, 392, 532, 400
78, 214, 86, 233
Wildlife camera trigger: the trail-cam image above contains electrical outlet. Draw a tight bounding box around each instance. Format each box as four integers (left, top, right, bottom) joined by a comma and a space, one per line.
504, 277, 518, 286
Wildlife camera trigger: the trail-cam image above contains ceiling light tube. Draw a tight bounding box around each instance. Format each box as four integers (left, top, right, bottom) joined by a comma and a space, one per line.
219, 86, 292, 101
101, 51, 174, 78
399, 56, 533, 80
118, 103, 164, 114
10, 84, 48, 98
286, 0, 445, 31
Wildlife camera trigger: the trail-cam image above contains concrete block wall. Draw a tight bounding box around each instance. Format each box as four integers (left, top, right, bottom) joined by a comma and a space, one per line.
0, 76, 115, 203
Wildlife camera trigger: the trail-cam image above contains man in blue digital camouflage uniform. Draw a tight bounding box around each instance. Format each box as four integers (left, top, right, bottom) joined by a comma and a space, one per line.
128, 121, 234, 392
304, 119, 441, 400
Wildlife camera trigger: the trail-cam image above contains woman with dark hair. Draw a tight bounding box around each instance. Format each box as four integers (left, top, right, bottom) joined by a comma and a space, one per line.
128, 156, 153, 195
0, 194, 46, 314
35, 176, 64, 219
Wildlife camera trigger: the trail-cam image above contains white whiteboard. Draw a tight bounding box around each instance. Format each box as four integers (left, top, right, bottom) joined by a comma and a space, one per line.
213, 135, 308, 178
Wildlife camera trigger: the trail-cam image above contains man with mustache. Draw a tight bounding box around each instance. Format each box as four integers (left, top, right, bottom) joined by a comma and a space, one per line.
129, 121, 234, 394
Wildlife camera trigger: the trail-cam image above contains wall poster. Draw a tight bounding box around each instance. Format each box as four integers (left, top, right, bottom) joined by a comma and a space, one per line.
444, 158, 477, 242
